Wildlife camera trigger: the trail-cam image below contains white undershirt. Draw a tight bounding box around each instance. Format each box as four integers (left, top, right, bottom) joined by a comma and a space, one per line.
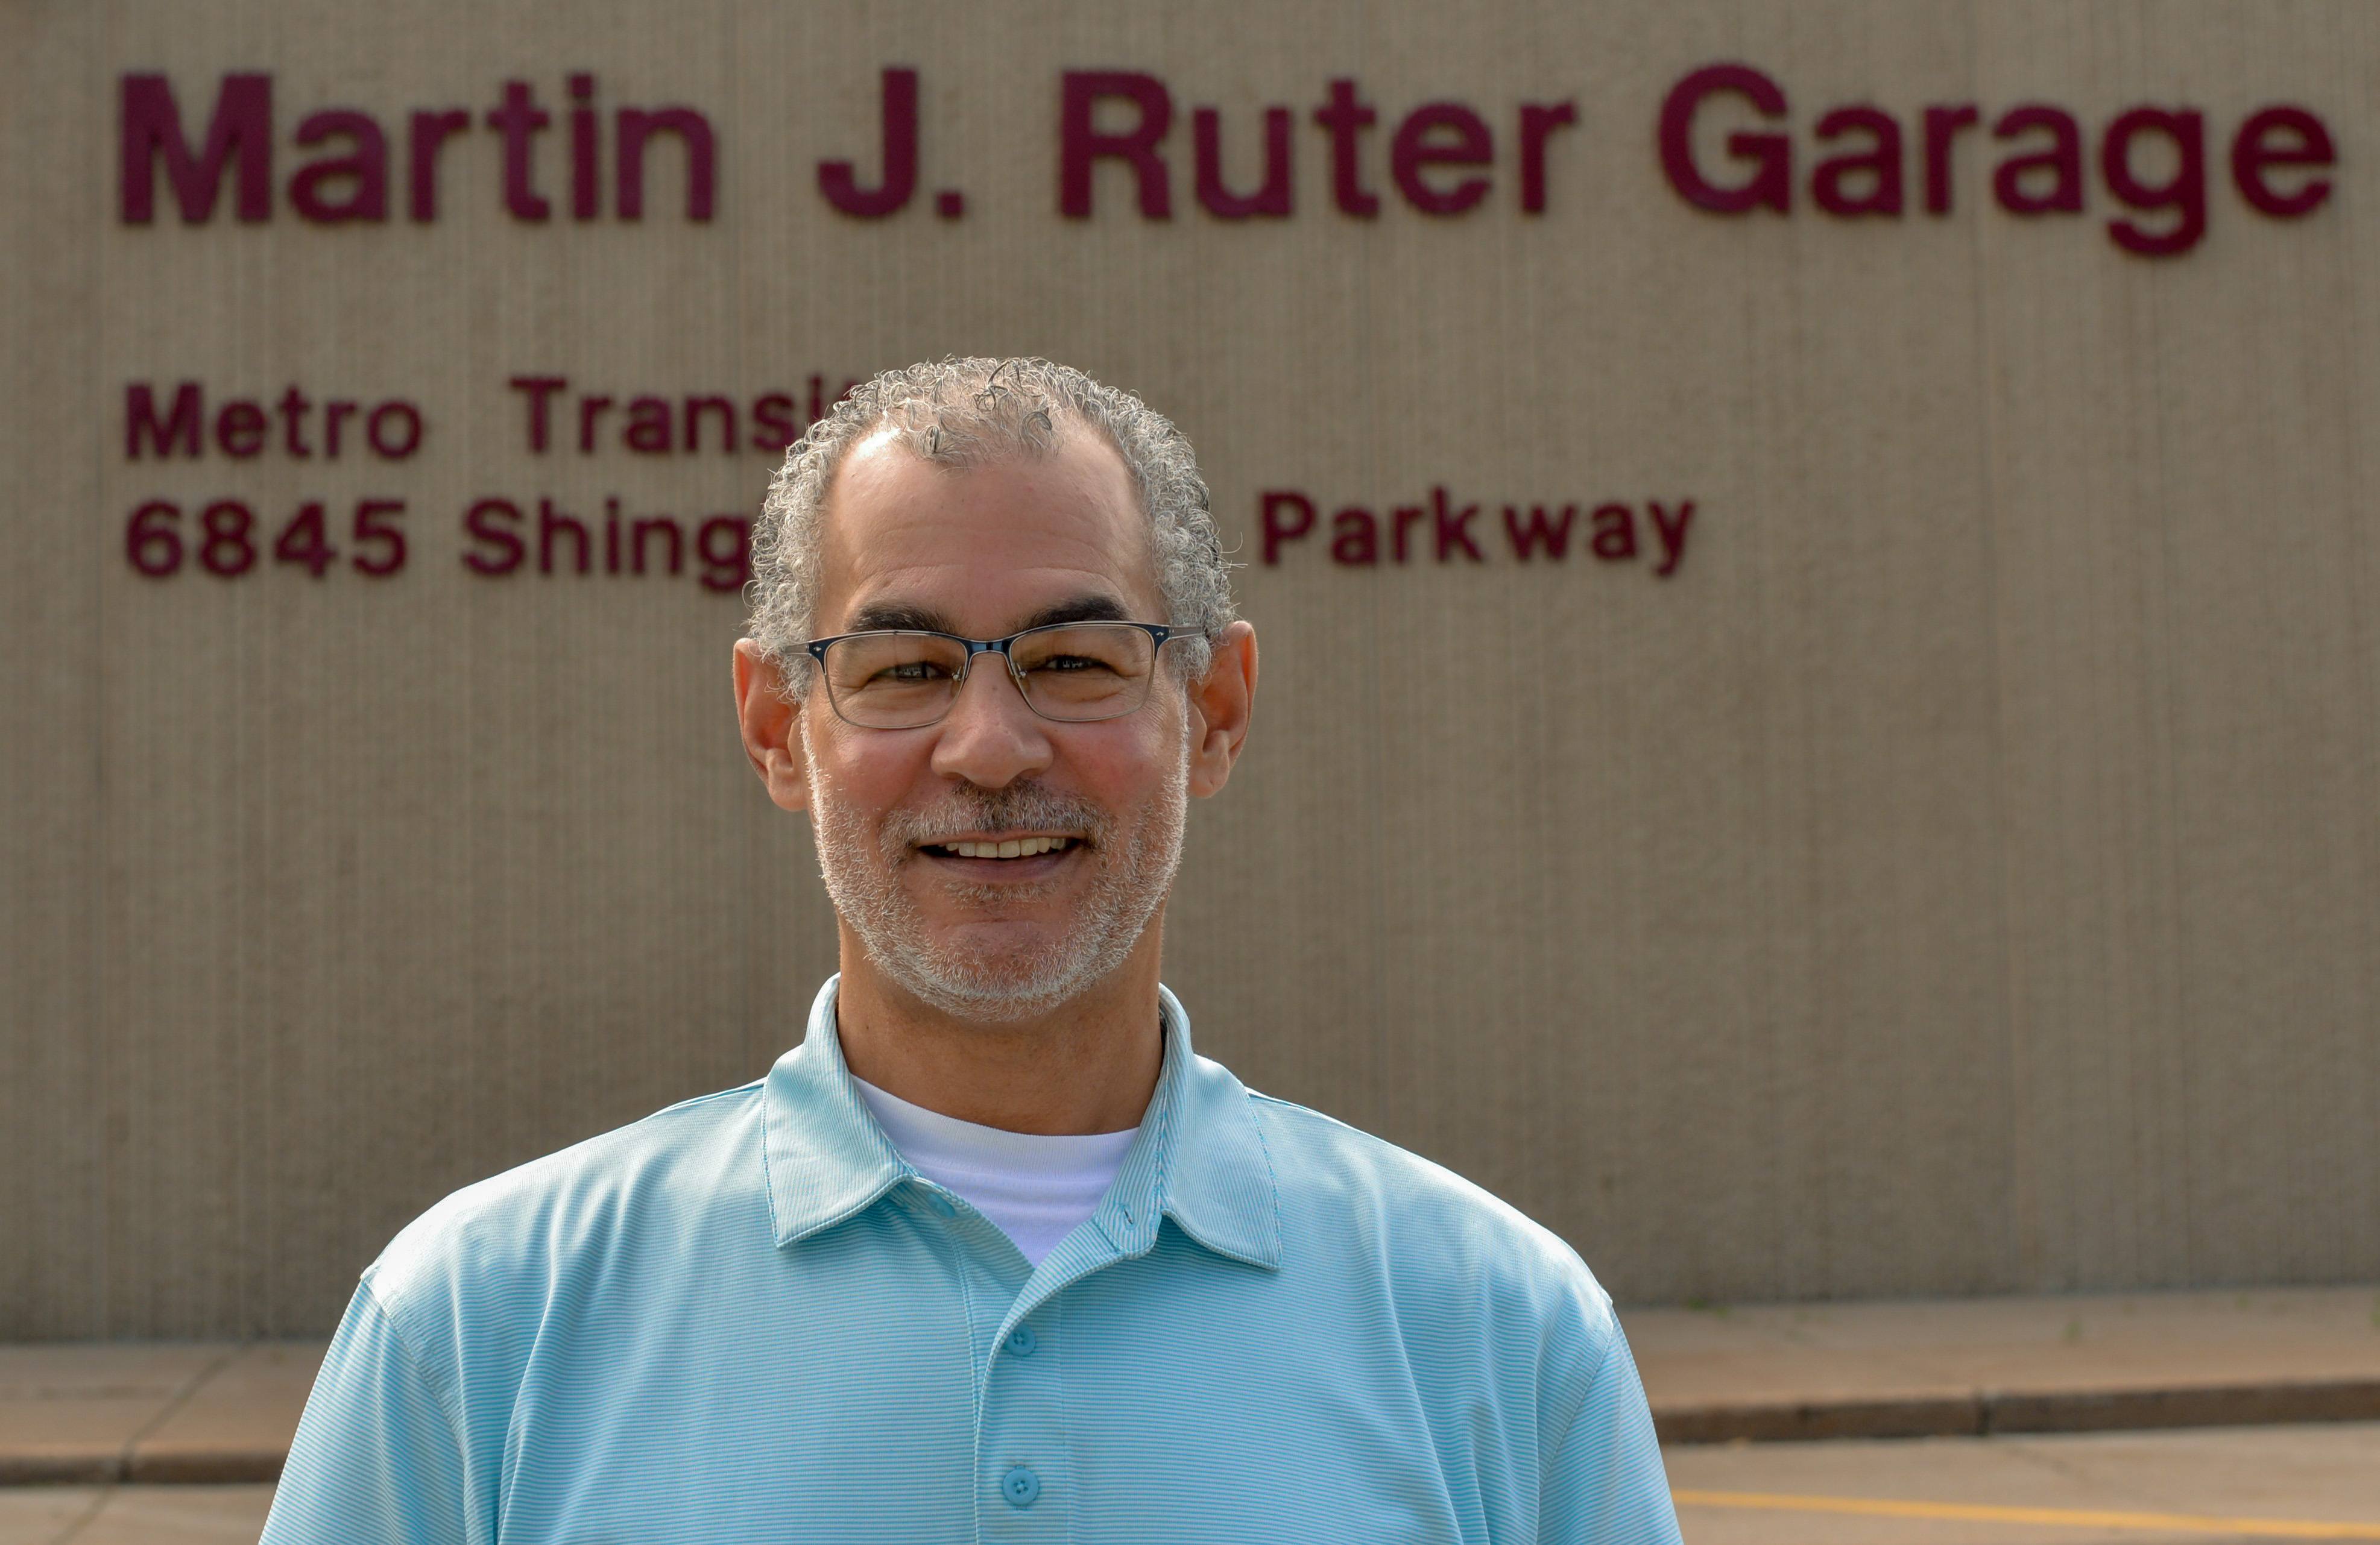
851, 1075, 1140, 1267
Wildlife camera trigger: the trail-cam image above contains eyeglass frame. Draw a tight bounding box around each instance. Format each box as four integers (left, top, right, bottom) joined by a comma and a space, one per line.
803, 620, 1185, 729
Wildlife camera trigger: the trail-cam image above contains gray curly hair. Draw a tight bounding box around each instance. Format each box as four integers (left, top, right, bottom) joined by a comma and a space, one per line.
746, 357, 1236, 697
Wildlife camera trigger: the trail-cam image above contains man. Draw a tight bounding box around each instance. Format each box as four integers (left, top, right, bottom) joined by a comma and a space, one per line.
262, 358, 1682, 1543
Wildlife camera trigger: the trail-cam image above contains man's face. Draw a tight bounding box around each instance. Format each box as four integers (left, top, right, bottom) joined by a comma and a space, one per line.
791, 426, 1193, 1020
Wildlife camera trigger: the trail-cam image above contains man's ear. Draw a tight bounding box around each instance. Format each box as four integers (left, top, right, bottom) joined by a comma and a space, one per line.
733, 639, 811, 814
1185, 621, 1257, 799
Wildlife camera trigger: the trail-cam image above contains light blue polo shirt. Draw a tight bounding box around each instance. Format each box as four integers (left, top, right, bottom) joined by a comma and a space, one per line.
262, 980, 1681, 1544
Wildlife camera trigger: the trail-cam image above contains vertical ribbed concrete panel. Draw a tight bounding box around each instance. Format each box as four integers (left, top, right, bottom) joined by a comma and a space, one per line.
2, 2, 107, 1337
2, 0, 2375, 1335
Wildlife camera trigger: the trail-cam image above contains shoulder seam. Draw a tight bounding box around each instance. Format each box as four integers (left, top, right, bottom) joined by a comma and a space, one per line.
359, 1277, 475, 1477
1246, 1089, 1366, 1136
1544, 1309, 1621, 1483
642, 1078, 765, 1122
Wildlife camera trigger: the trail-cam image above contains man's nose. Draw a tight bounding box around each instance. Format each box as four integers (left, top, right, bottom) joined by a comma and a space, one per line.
929, 655, 1055, 788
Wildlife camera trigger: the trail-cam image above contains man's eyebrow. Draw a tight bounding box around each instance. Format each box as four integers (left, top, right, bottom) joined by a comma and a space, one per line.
841, 593, 1136, 638
1017, 593, 1133, 631
842, 599, 959, 634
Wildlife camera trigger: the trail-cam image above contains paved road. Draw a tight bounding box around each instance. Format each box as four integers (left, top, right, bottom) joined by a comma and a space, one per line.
1670, 1422, 2380, 1544
5, 1423, 2378, 1545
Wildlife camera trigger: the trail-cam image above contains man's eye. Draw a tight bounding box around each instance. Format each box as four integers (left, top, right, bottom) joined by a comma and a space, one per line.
1033, 654, 1110, 673
879, 660, 948, 682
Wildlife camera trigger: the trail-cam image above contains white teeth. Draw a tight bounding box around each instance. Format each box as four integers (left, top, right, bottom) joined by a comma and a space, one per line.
942, 837, 1070, 859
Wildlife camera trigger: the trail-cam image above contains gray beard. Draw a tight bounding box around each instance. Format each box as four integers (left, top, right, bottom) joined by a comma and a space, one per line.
801, 717, 1188, 1022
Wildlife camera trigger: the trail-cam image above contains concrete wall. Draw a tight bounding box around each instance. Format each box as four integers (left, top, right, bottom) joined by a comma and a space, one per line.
5, 0, 2376, 1337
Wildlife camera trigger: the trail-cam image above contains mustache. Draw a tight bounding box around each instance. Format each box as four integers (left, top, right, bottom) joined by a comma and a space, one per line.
879, 782, 1113, 852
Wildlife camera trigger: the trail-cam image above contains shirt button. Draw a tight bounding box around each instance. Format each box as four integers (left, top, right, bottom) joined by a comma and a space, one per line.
927, 1192, 956, 1218
1005, 1326, 1037, 1357
1000, 1465, 1041, 1508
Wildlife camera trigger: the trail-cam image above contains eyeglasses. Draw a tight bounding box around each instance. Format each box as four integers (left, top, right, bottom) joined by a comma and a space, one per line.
804, 621, 1184, 729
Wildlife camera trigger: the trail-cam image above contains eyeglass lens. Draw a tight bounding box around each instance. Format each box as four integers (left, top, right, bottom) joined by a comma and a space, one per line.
822, 623, 1158, 728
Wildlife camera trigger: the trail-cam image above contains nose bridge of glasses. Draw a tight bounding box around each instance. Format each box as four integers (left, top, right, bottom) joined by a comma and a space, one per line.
951, 637, 1037, 710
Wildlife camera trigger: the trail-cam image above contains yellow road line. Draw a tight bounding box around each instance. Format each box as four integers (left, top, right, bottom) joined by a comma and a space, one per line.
1671, 1488, 2380, 1540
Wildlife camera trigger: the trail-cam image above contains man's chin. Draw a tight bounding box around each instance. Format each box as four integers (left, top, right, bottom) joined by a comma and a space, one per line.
863, 913, 1142, 1018
914, 921, 1076, 978
877, 946, 1100, 1022
911, 874, 1076, 912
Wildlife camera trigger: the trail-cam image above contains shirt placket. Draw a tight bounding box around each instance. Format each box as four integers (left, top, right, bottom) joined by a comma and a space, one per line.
976, 1285, 1072, 1544
904, 1175, 1076, 1545
971, 1185, 1171, 1545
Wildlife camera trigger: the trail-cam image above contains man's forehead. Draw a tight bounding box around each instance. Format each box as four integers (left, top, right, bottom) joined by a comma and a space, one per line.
815, 428, 1163, 629
824, 420, 1139, 527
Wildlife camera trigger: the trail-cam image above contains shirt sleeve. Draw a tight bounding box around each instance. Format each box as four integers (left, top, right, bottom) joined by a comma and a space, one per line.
1539, 1318, 1683, 1545
259, 1279, 478, 1545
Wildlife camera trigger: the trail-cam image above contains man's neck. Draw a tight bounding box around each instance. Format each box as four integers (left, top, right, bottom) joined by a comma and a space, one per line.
829, 928, 1166, 1136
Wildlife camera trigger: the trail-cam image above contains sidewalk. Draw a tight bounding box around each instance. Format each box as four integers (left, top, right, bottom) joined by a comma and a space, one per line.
3, 1286, 2375, 1484
1623, 1283, 2380, 1444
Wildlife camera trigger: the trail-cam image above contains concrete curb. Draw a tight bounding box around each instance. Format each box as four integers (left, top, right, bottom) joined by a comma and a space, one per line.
1656, 1395, 1984, 1445
1652, 1377, 2380, 1445
0, 1449, 285, 1487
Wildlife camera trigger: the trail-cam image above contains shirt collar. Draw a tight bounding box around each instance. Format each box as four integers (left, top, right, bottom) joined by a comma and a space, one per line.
761, 975, 1281, 1272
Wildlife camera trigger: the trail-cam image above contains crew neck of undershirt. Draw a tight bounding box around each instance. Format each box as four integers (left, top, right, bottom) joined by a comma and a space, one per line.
850, 1074, 1141, 1267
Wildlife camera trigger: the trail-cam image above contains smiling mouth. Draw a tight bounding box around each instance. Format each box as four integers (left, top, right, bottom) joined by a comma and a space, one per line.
918, 836, 1084, 861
